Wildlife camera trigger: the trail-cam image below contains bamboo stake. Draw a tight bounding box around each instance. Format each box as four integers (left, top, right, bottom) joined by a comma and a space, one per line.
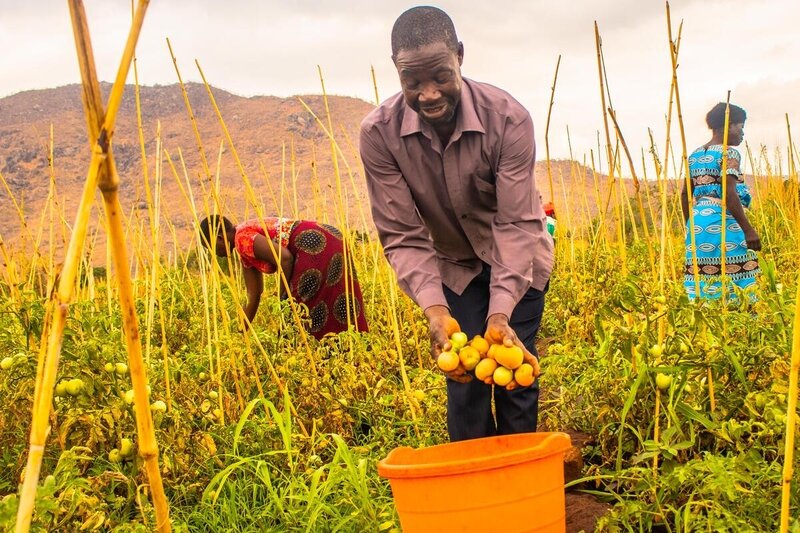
0, 173, 32, 264
388, 274, 421, 439
746, 143, 764, 218
280, 141, 288, 221
207, 146, 230, 423
578, 156, 591, 233
587, 149, 605, 248
17, 2, 171, 532
76, 1, 170, 530
100, 162, 170, 530
649, 128, 670, 297
317, 67, 355, 334
719, 94, 732, 305
149, 124, 172, 407
164, 156, 246, 407
587, 151, 608, 258
557, 168, 575, 276
641, 146, 660, 253
665, 5, 698, 296
577, 157, 591, 263
47, 126, 59, 296
787, 114, 797, 180
0, 170, 33, 247
594, 22, 627, 273
171, 145, 307, 435
207, 248, 227, 424
290, 136, 299, 217
653, 387, 661, 476
194, 61, 313, 356
370, 65, 380, 106
309, 145, 323, 220
166, 38, 213, 182
779, 271, 800, 533
143, 124, 159, 366
17, 25, 108, 533
613, 143, 632, 245
258, 162, 283, 220
0, 177, 23, 301
786, 114, 800, 235
608, 108, 657, 278
544, 55, 561, 205
29, 127, 59, 403
0, 232, 20, 300
296, 99, 372, 239
336, 123, 376, 236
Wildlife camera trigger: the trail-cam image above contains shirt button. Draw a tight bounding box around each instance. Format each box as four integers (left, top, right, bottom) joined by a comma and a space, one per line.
481, 251, 486, 256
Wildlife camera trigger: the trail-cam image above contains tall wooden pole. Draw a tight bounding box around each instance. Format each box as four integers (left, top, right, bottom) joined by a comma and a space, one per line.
16, 2, 170, 531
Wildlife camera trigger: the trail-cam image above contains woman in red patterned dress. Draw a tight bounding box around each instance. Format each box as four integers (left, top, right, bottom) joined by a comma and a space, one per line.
199, 215, 369, 339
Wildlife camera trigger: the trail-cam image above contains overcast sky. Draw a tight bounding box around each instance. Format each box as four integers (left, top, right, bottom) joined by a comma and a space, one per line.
1, 0, 798, 169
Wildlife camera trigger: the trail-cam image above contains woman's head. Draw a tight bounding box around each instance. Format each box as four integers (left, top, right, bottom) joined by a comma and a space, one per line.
706, 102, 747, 145
199, 215, 235, 257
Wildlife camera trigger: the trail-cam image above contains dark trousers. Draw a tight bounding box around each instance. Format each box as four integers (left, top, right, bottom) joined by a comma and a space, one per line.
443, 265, 547, 442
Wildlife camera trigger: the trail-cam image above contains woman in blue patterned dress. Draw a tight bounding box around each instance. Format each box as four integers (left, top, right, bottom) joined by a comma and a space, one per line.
680, 103, 761, 300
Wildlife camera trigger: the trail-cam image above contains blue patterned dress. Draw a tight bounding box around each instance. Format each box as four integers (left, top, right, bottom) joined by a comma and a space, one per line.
684, 145, 759, 300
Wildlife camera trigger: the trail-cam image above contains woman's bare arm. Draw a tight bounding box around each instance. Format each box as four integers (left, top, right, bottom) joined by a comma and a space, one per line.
242, 266, 264, 329
251, 233, 295, 297
681, 180, 692, 224
724, 174, 761, 251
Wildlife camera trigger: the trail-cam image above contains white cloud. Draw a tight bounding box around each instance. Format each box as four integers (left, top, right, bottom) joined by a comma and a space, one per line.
0, 0, 798, 164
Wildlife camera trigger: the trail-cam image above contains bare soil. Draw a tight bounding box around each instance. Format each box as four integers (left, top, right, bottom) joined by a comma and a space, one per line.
566, 492, 612, 532
562, 429, 612, 532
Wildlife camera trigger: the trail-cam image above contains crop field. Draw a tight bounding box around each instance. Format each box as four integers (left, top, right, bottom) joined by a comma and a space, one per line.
1, 113, 798, 532
2, 3, 800, 533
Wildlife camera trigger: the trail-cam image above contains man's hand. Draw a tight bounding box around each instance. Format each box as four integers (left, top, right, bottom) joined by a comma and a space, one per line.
425, 305, 472, 383
484, 313, 540, 389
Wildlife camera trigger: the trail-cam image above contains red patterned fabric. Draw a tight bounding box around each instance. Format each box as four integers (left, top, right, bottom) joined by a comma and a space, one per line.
234, 218, 369, 339
234, 218, 296, 274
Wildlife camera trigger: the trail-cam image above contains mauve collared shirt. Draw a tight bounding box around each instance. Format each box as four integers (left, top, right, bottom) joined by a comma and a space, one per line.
359, 78, 554, 319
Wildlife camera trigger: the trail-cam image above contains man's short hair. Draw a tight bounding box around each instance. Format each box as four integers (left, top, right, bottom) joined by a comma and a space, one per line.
391, 6, 459, 58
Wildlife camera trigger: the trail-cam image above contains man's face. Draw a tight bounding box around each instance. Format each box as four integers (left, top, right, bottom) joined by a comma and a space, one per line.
393, 41, 463, 129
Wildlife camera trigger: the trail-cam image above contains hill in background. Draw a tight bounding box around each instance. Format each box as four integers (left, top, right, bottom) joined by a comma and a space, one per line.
0, 83, 627, 265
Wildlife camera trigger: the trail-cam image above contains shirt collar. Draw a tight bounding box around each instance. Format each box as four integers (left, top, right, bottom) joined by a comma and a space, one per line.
399, 78, 486, 139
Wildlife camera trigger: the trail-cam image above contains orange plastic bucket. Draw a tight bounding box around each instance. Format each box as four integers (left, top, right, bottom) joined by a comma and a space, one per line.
378, 432, 571, 533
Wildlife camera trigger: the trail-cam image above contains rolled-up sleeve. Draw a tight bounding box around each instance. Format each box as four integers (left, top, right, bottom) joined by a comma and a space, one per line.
488, 113, 552, 318
359, 125, 449, 311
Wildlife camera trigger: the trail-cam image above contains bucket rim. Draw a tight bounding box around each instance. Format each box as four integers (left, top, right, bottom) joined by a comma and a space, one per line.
377, 431, 571, 479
